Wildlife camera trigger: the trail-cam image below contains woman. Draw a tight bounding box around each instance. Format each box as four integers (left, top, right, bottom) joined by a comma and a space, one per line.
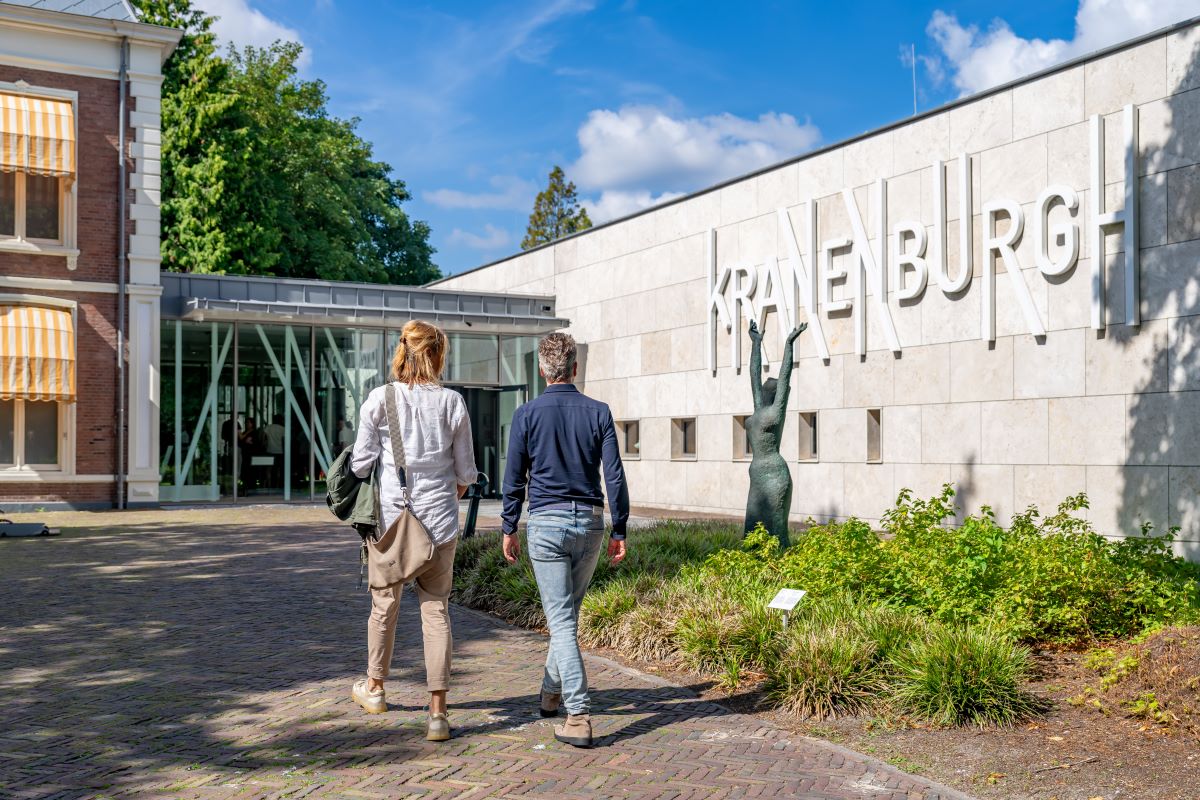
349, 320, 477, 741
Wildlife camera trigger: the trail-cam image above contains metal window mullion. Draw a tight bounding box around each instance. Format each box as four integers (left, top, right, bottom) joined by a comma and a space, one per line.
283, 325, 291, 502
173, 320, 181, 486
232, 322, 239, 503
308, 325, 316, 500
209, 322, 218, 498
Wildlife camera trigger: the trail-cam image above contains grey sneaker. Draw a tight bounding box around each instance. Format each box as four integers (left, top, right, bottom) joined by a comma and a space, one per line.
352, 679, 386, 714
539, 690, 562, 718
426, 711, 451, 742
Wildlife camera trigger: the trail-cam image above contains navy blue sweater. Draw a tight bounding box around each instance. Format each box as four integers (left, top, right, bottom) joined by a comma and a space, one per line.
501, 383, 630, 539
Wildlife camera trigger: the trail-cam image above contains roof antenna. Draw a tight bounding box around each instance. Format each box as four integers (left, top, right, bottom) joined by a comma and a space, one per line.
911, 43, 918, 115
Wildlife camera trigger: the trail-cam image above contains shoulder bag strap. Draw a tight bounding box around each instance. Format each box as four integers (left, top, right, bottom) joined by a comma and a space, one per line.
382, 383, 412, 506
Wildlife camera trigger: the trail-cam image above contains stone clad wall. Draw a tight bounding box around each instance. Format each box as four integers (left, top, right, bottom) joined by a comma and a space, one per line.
438, 23, 1200, 558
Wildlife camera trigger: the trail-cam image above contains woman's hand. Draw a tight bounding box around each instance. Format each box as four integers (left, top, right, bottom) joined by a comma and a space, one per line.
502, 533, 521, 563
787, 322, 808, 343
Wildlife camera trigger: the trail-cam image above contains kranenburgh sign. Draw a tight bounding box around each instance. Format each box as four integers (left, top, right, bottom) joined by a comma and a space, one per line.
707, 105, 1140, 373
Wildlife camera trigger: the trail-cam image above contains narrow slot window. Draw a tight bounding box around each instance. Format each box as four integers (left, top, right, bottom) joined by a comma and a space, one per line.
866, 408, 882, 463
733, 415, 751, 460
671, 417, 697, 460
618, 420, 640, 459
799, 411, 818, 462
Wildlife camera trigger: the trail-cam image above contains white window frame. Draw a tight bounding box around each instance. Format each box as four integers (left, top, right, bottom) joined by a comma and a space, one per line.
0, 399, 68, 472
0, 294, 77, 479
0, 81, 79, 270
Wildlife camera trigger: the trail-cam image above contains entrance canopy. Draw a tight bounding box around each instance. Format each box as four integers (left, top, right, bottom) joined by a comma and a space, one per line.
161, 273, 567, 335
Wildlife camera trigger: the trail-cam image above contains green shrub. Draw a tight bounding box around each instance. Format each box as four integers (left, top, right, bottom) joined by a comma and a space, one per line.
891, 625, 1041, 727
453, 490, 1200, 728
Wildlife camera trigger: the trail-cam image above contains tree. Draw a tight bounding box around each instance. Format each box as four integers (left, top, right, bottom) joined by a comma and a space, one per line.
521, 166, 592, 250
131, 1, 439, 284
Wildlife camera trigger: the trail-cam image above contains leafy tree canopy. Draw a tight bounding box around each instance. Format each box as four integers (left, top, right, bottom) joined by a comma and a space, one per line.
133, 0, 439, 284
521, 166, 592, 250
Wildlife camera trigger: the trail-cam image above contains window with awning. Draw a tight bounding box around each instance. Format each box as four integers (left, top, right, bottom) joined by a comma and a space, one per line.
0, 92, 76, 177
0, 303, 74, 471
0, 90, 77, 250
0, 304, 76, 402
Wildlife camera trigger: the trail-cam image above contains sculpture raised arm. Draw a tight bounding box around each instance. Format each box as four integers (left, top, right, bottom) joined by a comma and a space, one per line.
748, 320, 765, 410
772, 324, 808, 412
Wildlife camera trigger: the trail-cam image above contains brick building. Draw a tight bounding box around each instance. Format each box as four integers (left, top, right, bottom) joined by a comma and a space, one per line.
0, 1, 178, 509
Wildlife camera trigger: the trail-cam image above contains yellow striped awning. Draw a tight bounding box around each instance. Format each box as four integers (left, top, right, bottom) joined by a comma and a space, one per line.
0, 92, 76, 177
0, 305, 76, 402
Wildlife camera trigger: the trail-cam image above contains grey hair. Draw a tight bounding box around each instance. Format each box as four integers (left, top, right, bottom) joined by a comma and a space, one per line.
538, 332, 577, 383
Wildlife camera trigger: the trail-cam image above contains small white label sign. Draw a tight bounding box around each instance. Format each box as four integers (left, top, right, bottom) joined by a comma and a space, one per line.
768, 588, 807, 612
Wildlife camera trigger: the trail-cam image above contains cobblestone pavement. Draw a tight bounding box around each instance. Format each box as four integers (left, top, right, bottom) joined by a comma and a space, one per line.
0, 509, 973, 800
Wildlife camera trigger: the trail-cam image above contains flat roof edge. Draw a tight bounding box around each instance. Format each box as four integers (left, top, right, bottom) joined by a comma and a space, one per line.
433, 13, 1200, 286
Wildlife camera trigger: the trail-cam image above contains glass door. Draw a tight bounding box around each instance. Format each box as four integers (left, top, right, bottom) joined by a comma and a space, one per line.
234, 323, 314, 502
495, 385, 526, 495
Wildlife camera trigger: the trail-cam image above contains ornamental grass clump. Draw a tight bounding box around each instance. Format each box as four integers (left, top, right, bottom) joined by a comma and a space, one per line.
766, 626, 884, 719
891, 624, 1042, 727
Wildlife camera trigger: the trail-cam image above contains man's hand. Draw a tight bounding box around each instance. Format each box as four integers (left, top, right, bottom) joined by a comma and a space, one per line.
607, 538, 626, 564
502, 533, 521, 563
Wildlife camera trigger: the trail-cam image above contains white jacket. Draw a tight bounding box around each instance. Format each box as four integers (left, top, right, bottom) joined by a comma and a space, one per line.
350, 382, 477, 545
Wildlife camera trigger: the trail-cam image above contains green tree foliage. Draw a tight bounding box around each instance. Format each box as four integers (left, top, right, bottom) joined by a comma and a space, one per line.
132, 0, 438, 284
521, 165, 592, 250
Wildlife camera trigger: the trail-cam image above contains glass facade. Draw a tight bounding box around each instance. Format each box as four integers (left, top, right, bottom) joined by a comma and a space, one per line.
159, 320, 545, 502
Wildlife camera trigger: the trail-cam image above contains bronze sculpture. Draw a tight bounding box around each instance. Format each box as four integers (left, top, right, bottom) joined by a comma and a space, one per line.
744, 320, 807, 548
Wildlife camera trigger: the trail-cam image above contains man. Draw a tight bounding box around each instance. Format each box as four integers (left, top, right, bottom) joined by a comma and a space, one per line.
502, 332, 629, 749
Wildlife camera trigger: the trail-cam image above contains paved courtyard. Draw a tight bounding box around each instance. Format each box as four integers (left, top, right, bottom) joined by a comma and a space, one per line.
0, 507, 971, 800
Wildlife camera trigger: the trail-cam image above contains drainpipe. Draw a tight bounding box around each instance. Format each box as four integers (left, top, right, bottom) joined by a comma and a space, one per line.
117, 37, 128, 509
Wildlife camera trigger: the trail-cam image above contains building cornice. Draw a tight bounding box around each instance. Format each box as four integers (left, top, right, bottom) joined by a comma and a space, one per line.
0, 3, 181, 62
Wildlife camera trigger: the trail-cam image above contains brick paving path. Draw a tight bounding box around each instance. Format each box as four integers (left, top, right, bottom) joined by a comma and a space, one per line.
0, 510, 973, 800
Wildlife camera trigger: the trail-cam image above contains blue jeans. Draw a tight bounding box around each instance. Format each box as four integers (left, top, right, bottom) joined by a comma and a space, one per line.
527, 506, 606, 716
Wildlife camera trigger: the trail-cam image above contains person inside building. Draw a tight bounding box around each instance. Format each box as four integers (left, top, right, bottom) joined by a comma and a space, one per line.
500, 332, 630, 748
349, 320, 477, 742
262, 414, 286, 488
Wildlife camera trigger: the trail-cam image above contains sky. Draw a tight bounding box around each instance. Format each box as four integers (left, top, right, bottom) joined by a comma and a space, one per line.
191, 0, 1200, 277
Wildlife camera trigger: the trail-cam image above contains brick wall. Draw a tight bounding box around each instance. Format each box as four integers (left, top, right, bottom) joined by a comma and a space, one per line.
0, 67, 127, 507
0, 65, 130, 284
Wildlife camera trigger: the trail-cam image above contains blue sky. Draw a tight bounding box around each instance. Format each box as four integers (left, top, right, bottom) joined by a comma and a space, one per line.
193, 0, 1197, 277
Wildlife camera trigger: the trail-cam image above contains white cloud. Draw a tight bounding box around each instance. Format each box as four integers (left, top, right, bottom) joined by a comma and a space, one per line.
447, 224, 513, 250
583, 189, 684, 224
927, 0, 1197, 95
193, 0, 309, 66
571, 105, 820, 195
424, 176, 536, 211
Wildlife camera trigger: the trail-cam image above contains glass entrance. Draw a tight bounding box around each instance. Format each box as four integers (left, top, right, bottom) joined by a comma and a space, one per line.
450, 385, 526, 497
159, 320, 235, 502
235, 324, 314, 501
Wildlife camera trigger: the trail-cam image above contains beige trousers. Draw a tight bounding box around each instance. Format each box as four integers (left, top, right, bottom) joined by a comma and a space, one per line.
367, 540, 457, 691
